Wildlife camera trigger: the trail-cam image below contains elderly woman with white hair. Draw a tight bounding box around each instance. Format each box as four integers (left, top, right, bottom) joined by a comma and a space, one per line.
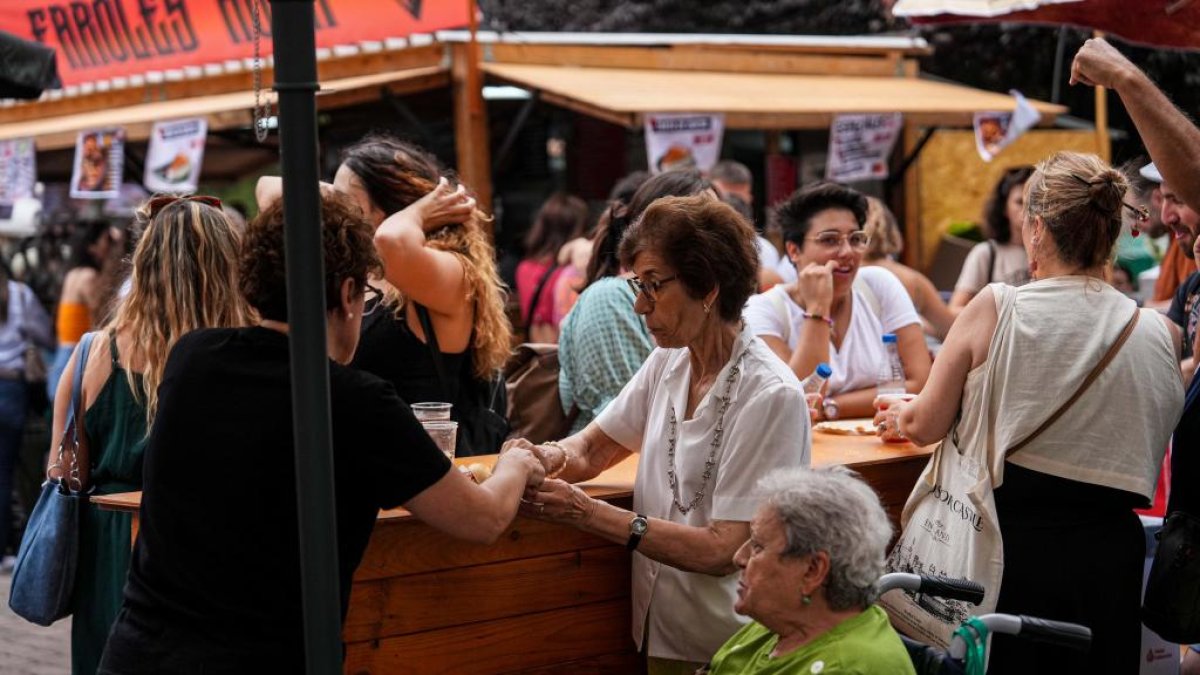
706, 466, 915, 674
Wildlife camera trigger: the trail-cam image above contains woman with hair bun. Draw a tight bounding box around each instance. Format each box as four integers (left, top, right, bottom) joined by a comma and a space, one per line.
875, 152, 1184, 673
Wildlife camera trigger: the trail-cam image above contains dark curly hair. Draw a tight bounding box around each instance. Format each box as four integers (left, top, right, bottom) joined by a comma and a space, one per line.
774, 182, 868, 249
983, 166, 1034, 244
617, 195, 757, 323
239, 194, 381, 322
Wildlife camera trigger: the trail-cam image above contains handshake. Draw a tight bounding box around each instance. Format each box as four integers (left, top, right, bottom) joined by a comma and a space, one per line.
498, 438, 596, 524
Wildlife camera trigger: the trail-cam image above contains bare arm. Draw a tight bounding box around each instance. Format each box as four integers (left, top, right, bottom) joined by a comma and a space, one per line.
1072, 38, 1200, 208
915, 273, 957, 341
879, 287, 998, 446
525, 478, 749, 576
254, 176, 337, 211
373, 180, 476, 316
948, 289, 975, 312
506, 421, 632, 484
402, 447, 545, 545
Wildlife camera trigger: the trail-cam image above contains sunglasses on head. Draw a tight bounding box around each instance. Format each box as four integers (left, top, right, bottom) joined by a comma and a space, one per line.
146, 195, 223, 219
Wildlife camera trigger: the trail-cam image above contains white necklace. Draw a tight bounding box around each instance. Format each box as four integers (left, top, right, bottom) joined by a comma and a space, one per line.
666, 345, 750, 515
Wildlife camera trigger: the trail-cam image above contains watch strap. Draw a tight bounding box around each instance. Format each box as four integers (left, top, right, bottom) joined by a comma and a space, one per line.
626, 513, 647, 552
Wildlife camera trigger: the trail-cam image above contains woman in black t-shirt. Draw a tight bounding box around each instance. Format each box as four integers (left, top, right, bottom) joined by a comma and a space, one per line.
98, 195, 544, 675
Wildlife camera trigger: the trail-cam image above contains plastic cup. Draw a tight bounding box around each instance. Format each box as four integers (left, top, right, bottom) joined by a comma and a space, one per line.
412, 402, 452, 422
421, 420, 458, 460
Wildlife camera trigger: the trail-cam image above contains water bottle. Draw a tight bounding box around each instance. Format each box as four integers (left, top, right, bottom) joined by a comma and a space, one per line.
801, 362, 832, 396
877, 333, 906, 398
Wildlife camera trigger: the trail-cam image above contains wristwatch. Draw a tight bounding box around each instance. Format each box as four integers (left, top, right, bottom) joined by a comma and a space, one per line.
822, 397, 840, 421
627, 514, 649, 551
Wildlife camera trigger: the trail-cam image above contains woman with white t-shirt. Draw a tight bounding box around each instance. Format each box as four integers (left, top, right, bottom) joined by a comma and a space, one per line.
950, 166, 1035, 311
507, 195, 810, 674
744, 182, 930, 422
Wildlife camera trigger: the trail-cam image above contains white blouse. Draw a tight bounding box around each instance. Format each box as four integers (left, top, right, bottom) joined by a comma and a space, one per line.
595, 327, 811, 662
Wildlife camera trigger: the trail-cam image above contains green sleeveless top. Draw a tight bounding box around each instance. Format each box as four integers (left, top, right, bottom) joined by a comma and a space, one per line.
83, 332, 147, 495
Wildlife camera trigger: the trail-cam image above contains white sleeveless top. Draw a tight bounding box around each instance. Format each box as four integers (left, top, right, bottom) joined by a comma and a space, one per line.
957, 277, 1183, 501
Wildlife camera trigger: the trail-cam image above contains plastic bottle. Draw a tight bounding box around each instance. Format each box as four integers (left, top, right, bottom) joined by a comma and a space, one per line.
801, 362, 832, 396
877, 333, 906, 397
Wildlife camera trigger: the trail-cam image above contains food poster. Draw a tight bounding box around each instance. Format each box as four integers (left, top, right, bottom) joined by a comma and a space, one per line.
144, 118, 207, 193
70, 128, 124, 199
0, 137, 36, 217
974, 90, 1041, 162
825, 113, 902, 183
644, 113, 725, 174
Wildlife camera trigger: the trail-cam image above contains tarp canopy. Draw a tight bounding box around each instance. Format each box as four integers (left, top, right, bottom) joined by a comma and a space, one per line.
889, 0, 1200, 50
482, 62, 1067, 129
0, 65, 448, 150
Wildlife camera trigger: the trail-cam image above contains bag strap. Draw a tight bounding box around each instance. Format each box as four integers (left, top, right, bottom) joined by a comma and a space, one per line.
414, 303, 451, 403
51, 331, 96, 491
1007, 307, 1140, 457
523, 264, 559, 338
987, 240, 998, 284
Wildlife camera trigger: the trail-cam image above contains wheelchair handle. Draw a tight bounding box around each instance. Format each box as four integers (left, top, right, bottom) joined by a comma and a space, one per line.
877, 573, 986, 605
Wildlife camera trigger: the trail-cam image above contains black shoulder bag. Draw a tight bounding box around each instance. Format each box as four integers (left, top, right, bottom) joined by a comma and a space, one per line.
414, 303, 509, 457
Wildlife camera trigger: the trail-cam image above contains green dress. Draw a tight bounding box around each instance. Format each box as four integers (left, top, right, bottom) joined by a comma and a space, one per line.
707, 606, 917, 675
72, 335, 147, 675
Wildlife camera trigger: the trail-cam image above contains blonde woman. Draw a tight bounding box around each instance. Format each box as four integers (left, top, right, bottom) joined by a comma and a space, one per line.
860, 197, 957, 341
49, 195, 253, 675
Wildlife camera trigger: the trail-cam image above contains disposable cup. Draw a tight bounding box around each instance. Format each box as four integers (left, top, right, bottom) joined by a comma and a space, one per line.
412, 402, 452, 422
421, 420, 458, 460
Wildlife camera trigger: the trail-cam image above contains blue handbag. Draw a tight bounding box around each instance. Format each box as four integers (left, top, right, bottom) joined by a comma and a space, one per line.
8, 332, 96, 626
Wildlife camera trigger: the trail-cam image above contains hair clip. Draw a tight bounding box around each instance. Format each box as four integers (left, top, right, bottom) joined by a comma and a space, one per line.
1068, 173, 1150, 231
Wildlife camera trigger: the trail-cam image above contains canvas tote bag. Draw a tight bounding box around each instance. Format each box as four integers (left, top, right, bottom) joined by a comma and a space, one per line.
881, 298, 1140, 649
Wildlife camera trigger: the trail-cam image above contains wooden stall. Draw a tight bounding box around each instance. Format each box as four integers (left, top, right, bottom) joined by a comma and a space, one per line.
94, 430, 932, 675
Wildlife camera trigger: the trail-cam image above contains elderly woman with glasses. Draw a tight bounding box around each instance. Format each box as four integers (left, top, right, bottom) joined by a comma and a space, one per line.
706, 466, 915, 675
506, 195, 810, 674
744, 182, 930, 422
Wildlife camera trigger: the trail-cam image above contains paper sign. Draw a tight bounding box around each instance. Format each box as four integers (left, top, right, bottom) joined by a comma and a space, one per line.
826, 113, 903, 182
974, 90, 1042, 162
70, 128, 124, 199
0, 138, 36, 207
144, 118, 207, 193
644, 113, 725, 174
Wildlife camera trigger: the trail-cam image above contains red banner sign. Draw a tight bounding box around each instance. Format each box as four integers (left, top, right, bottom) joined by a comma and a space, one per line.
0, 0, 469, 87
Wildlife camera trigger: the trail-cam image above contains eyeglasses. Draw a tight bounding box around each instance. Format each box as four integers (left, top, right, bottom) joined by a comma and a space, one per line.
627, 275, 678, 303
361, 283, 384, 316
805, 232, 871, 252
146, 195, 223, 219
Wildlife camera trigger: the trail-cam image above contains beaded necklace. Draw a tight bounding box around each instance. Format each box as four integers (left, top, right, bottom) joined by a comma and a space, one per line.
666, 344, 751, 515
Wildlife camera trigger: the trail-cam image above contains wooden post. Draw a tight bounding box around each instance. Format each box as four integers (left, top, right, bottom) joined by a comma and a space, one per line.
452, 1, 493, 232
901, 120, 923, 270
1093, 31, 1111, 163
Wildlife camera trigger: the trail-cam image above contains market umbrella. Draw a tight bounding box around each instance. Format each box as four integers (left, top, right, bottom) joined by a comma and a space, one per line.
887, 0, 1200, 50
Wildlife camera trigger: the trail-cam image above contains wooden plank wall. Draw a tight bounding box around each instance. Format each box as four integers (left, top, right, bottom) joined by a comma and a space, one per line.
343, 497, 642, 675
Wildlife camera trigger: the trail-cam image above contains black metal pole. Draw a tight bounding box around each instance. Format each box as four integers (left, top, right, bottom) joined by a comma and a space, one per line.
269, 2, 342, 673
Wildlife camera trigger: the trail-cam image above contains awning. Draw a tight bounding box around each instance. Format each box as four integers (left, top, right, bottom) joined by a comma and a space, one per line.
482, 63, 1066, 129
0, 65, 449, 150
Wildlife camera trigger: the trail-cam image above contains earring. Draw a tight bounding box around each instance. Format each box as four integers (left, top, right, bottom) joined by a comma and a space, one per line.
347, 312, 355, 319
801, 594, 812, 606
703, 302, 711, 315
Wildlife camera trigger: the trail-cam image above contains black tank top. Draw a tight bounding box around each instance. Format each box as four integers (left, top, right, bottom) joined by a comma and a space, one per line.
350, 301, 469, 412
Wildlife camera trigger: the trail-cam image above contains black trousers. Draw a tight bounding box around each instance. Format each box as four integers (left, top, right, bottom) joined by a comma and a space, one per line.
988, 480, 1145, 675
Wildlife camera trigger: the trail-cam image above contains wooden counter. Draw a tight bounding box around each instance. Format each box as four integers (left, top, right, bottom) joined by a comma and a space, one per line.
93, 430, 932, 675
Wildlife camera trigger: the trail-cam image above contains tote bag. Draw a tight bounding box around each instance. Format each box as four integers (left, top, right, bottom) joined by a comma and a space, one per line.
9, 332, 96, 626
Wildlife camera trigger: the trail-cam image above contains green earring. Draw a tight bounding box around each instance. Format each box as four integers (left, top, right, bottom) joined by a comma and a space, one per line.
801, 594, 812, 606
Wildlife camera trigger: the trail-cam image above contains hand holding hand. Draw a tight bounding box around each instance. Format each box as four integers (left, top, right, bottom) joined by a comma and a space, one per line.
495, 446, 545, 488
518, 479, 595, 523
872, 397, 911, 442
404, 177, 475, 233
1070, 38, 1139, 90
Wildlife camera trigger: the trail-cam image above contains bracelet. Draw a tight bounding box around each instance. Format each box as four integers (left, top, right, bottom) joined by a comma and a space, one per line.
800, 311, 834, 328
543, 440, 569, 479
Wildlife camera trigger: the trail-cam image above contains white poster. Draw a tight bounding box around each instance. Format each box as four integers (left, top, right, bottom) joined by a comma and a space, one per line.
644, 113, 725, 174
0, 138, 36, 207
974, 90, 1042, 162
825, 113, 903, 183
70, 128, 124, 199
144, 118, 207, 193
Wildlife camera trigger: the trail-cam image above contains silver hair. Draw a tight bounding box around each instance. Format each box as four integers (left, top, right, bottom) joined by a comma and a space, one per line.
759, 466, 893, 611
